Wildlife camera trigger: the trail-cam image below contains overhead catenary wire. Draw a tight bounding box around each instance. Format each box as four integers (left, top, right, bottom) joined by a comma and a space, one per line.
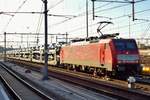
48, 0, 64, 10
67, 19, 149, 38
0, 0, 149, 46
48, 2, 112, 27
49, 3, 131, 27
35, 4, 44, 46
93, 0, 147, 3
0, 11, 42, 14
49, 0, 144, 27
94, 3, 129, 14
1, 0, 28, 33
77, 2, 113, 17
0, 1, 132, 29
49, 0, 146, 30
143, 23, 150, 38
66, 8, 150, 35
49, 2, 123, 27
110, 8, 150, 20
67, 19, 148, 35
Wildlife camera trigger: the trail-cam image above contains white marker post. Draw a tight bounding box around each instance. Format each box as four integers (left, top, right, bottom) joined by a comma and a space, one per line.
127, 76, 136, 89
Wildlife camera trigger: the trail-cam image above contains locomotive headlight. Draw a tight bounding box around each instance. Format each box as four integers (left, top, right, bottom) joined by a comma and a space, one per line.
143, 67, 146, 71
147, 67, 150, 72
146, 67, 149, 71
118, 60, 122, 63
143, 67, 150, 72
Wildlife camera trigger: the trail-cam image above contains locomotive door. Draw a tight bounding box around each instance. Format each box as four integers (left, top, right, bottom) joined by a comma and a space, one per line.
100, 43, 106, 66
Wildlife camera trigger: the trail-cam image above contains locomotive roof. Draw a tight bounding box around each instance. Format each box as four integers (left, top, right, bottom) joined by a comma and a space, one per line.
70, 33, 119, 43
69, 33, 119, 45
69, 37, 135, 46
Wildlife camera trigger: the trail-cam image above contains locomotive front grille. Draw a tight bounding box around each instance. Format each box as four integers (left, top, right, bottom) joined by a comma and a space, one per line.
117, 64, 140, 74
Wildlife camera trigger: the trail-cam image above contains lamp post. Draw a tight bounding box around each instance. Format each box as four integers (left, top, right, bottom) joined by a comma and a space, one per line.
4, 32, 6, 61
42, 0, 49, 80
86, 0, 89, 38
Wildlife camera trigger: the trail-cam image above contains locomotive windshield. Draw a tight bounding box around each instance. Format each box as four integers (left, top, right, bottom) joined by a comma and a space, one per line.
113, 39, 137, 51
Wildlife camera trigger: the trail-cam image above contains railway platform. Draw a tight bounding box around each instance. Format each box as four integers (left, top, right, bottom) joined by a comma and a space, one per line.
0, 84, 10, 100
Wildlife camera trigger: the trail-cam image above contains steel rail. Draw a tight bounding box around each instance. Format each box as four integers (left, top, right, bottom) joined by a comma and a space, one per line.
0, 62, 53, 100
0, 75, 22, 100
7, 59, 150, 100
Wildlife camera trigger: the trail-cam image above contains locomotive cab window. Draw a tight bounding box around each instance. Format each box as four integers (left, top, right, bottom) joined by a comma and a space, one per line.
113, 40, 137, 51
126, 42, 137, 50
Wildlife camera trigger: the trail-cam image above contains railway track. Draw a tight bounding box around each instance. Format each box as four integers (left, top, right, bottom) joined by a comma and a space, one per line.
0, 75, 21, 100
0, 62, 53, 100
7, 58, 150, 86
6, 59, 150, 100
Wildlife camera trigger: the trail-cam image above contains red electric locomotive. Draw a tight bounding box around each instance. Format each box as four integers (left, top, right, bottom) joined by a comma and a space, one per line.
6, 21, 141, 79
60, 34, 140, 78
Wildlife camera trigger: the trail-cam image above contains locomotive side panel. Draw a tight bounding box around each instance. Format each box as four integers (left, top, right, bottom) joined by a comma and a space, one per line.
60, 43, 101, 67
60, 39, 114, 71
